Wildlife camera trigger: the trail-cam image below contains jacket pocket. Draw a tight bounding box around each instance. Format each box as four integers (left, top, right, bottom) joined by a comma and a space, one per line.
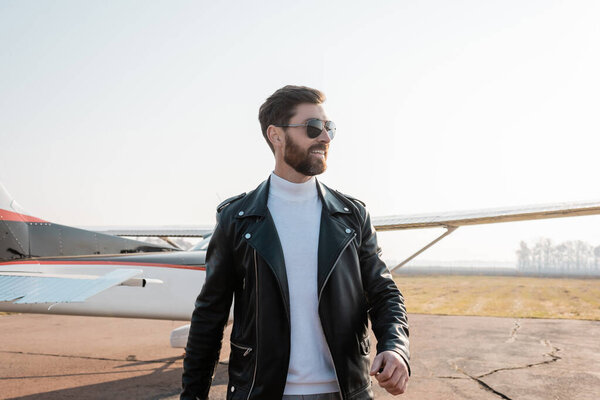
359, 336, 370, 356
228, 341, 255, 390
230, 341, 253, 357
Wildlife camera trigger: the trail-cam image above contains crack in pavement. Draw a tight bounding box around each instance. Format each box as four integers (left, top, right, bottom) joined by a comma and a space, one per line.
478, 341, 561, 379
505, 320, 521, 343
448, 339, 562, 400
0, 350, 183, 364
436, 375, 469, 380
452, 363, 513, 399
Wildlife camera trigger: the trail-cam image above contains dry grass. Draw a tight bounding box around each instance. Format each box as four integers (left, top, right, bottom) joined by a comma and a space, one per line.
2, 276, 598, 320
394, 275, 600, 320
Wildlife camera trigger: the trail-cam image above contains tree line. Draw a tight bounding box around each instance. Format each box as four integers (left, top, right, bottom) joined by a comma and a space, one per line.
517, 238, 600, 274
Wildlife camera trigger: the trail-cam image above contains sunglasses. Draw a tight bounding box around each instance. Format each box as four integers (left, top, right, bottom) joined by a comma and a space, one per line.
276, 118, 336, 140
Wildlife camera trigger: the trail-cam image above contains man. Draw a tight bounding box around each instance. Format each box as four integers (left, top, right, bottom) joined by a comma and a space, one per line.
182, 85, 410, 400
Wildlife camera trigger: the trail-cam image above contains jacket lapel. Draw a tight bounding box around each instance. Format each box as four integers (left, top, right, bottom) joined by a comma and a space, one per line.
237, 178, 290, 312
316, 181, 355, 296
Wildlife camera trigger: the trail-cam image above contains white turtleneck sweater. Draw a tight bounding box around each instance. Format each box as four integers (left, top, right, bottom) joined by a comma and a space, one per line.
267, 172, 338, 395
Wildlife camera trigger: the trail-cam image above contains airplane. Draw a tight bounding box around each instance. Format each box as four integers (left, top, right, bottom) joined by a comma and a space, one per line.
2, 180, 600, 347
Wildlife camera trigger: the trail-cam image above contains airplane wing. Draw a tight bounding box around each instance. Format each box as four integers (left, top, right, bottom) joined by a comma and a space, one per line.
372, 200, 600, 271
82, 225, 214, 238
83, 200, 600, 238
0, 268, 145, 304
372, 200, 600, 230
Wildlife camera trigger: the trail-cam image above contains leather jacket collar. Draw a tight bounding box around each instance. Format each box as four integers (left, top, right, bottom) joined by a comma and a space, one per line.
234, 175, 354, 218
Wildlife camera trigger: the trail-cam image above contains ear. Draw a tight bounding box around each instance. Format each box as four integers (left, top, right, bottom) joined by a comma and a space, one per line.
267, 125, 284, 149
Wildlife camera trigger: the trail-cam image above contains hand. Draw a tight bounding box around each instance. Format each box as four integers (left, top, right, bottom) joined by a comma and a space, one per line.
369, 350, 409, 395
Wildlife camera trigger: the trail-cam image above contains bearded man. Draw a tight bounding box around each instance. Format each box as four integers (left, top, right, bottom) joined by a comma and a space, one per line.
181, 85, 410, 400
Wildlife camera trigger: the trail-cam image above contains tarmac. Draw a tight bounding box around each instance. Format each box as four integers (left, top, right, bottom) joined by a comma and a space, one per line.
1, 313, 599, 400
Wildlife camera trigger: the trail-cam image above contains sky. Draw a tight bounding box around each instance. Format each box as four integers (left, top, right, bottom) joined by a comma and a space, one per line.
1, 0, 600, 265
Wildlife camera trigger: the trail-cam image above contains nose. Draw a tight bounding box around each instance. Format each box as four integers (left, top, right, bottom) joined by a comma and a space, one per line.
317, 126, 332, 143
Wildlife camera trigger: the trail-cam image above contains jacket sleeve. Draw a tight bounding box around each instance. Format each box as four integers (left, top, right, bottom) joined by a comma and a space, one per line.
181, 213, 235, 399
358, 208, 411, 375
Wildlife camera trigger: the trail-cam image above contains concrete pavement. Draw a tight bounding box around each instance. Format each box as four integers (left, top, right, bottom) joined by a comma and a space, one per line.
1, 314, 598, 399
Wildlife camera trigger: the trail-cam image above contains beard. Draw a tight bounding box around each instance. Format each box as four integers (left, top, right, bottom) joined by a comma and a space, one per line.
283, 132, 328, 176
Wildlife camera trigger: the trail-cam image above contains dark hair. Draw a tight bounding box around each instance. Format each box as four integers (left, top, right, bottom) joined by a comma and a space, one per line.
258, 85, 326, 152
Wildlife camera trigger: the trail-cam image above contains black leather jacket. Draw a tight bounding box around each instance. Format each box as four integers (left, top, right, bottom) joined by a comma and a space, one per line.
182, 178, 410, 400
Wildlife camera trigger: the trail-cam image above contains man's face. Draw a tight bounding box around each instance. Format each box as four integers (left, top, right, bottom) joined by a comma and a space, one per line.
282, 103, 331, 177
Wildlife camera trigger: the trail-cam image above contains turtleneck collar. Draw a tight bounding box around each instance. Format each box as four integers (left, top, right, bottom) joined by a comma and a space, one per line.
269, 172, 318, 202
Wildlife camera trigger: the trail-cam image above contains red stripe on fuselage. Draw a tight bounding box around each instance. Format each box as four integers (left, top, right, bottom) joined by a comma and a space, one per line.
0, 260, 206, 271
0, 208, 47, 223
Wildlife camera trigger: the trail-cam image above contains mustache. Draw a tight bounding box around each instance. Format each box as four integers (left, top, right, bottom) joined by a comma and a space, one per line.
308, 144, 328, 152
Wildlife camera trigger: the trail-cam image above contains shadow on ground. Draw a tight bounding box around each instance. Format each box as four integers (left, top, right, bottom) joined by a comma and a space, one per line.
5, 356, 200, 400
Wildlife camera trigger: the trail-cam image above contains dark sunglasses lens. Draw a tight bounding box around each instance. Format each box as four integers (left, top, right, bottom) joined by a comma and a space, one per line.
325, 121, 336, 139
306, 119, 324, 138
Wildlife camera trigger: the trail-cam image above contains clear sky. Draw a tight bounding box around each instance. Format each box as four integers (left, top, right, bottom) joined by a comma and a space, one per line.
1, 0, 599, 264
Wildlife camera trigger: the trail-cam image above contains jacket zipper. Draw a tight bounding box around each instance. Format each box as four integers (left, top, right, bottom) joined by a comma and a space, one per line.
231, 342, 253, 357
318, 233, 356, 400
246, 249, 259, 400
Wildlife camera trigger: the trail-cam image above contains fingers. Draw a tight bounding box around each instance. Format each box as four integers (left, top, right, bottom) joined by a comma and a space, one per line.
372, 351, 409, 395
369, 353, 383, 376
378, 368, 408, 395
374, 358, 397, 382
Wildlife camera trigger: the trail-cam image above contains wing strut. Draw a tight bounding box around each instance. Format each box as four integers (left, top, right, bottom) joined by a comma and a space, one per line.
159, 236, 182, 249
390, 226, 458, 272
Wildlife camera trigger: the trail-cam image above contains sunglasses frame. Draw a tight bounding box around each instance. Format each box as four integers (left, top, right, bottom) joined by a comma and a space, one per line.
275, 118, 336, 140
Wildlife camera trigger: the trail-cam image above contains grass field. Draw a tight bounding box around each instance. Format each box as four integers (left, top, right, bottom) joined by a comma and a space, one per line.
394, 275, 600, 320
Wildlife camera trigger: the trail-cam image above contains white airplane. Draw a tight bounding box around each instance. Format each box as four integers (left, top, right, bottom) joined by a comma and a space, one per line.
1, 181, 600, 347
